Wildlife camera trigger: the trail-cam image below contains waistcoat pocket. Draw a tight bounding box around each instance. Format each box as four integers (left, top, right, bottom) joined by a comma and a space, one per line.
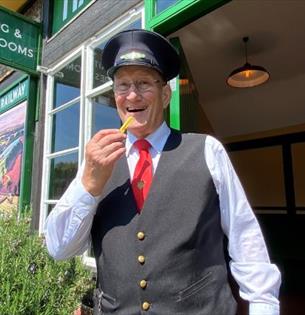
93, 289, 118, 314
176, 271, 212, 302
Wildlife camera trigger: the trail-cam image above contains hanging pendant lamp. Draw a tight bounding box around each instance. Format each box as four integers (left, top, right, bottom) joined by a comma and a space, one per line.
227, 37, 269, 88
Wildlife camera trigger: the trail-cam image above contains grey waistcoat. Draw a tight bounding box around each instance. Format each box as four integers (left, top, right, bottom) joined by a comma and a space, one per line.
91, 131, 237, 315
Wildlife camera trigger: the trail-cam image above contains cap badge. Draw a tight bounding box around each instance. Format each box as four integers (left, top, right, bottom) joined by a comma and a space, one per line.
120, 51, 146, 61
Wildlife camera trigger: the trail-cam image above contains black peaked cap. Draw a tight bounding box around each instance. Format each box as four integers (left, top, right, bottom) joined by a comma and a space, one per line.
102, 29, 180, 81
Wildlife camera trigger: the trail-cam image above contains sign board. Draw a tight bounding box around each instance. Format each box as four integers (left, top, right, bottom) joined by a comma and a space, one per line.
0, 6, 41, 73
0, 78, 29, 115
0, 100, 26, 213
52, 0, 94, 35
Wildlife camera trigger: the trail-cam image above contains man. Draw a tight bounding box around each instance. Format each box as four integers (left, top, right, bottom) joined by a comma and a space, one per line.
45, 29, 281, 315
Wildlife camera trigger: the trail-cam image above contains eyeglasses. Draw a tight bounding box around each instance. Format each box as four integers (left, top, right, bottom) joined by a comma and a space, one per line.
113, 79, 163, 95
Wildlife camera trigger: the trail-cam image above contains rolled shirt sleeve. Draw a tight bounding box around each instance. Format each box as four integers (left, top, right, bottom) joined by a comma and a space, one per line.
205, 135, 281, 315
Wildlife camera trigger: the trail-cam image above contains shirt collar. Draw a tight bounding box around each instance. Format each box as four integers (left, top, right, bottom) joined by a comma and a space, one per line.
125, 121, 171, 156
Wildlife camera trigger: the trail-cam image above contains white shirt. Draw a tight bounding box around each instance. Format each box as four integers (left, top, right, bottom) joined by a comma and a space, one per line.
45, 122, 281, 315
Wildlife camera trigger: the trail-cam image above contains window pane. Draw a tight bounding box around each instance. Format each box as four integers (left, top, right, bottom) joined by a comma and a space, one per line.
292, 143, 305, 207
229, 146, 286, 209
51, 103, 80, 152
91, 91, 121, 135
92, 19, 142, 89
49, 152, 78, 200
54, 57, 81, 108
156, 0, 178, 14
47, 204, 56, 215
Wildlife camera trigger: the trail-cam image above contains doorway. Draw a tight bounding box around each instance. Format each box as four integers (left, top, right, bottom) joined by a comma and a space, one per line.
165, 1, 305, 313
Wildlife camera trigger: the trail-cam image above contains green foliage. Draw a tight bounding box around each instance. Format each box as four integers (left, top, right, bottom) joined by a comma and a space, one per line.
0, 210, 94, 315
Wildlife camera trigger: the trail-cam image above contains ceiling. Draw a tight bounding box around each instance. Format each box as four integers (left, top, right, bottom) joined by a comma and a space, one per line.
172, 0, 305, 140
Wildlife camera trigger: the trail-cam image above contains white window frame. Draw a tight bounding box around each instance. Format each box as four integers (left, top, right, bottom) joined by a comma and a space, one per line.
39, 46, 84, 231
39, 5, 144, 269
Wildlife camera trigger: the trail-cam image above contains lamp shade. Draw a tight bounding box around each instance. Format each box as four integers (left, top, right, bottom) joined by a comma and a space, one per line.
227, 62, 269, 88
227, 36, 270, 88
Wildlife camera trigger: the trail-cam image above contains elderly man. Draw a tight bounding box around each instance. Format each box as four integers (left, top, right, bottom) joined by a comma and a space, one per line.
45, 29, 281, 315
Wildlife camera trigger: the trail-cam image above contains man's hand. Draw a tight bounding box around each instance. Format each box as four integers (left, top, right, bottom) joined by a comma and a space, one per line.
81, 129, 126, 196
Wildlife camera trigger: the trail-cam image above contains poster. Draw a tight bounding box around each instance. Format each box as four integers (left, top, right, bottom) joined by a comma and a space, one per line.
0, 101, 26, 212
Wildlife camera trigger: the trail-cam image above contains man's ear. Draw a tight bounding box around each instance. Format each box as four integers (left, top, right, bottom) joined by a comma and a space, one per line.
162, 84, 172, 109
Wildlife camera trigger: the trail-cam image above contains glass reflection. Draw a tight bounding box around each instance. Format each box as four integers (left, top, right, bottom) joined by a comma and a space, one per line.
91, 91, 121, 135
93, 46, 109, 88
51, 103, 80, 152
54, 56, 81, 108
156, 0, 178, 14
49, 152, 78, 200
92, 19, 142, 89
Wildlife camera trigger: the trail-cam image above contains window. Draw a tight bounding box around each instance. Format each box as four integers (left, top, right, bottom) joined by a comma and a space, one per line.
292, 143, 305, 211
91, 92, 120, 135
87, 18, 142, 139
155, 0, 179, 14
48, 153, 78, 200
40, 5, 144, 267
40, 55, 81, 217
227, 134, 305, 215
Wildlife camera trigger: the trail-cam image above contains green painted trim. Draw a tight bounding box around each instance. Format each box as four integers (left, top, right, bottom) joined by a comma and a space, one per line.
51, 0, 94, 35
145, 0, 231, 34
144, 0, 154, 29
0, 59, 39, 76
18, 76, 37, 212
0, 5, 42, 75
34, 78, 40, 122
169, 37, 180, 130
0, 74, 28, 97
169, 77, 180, 130
36, 21, 42, 69
0, 74, 29, 114
150, 0, 200, 26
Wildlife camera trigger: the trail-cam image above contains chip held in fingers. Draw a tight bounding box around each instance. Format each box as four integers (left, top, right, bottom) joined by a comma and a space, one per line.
119, 116, 134, 133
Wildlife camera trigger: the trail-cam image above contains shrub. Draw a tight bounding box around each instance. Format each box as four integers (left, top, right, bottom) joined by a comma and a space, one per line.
0, 210, 94, 315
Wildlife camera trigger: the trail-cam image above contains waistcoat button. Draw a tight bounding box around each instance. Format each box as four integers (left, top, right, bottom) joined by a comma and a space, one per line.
139, 279, 147, 289
137, 231, 145, 240
138, 255, 145, 264
142, 301, 151, 311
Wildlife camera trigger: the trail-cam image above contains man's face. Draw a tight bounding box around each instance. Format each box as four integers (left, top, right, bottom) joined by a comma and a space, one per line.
113, 66, 172, 138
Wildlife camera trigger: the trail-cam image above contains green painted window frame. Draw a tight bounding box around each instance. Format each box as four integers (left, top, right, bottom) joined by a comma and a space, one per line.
145, 0, 230, 130
19, 75, 37, 211
145, 0, 230, 35
168, 37, 180, 130
51, 0, 95, 35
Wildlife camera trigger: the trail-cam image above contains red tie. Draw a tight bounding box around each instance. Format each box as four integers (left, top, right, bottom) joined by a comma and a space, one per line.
131, 139, 153, 212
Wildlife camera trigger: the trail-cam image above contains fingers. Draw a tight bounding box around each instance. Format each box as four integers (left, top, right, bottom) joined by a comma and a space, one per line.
91, 129, 123, 143
88, 141, 125, 167
97, 146, 126, 166
82, 129, 126, 196
85, 129, 126, 168
96, 133, 126, 152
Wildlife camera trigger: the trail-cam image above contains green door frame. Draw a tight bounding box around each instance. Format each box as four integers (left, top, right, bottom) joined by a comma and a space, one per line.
145, 0, 230, 130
